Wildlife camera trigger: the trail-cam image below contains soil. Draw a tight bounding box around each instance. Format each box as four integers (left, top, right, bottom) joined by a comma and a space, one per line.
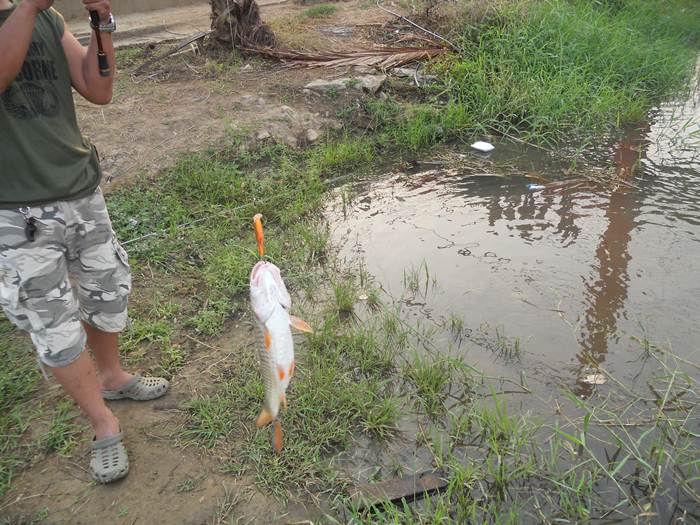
75, 0, 398, 193
0, 1, 404, 523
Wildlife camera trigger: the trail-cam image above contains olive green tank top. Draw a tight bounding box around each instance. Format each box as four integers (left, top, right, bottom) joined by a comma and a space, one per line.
0, 5, 101, 209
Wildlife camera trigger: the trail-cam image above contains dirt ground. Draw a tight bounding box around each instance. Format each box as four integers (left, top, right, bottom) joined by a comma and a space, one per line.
1, 2, 400, 523
75, 0, 395, 193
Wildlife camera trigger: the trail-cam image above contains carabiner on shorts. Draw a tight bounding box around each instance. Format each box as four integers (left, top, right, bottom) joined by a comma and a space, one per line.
18, 207, 38, 242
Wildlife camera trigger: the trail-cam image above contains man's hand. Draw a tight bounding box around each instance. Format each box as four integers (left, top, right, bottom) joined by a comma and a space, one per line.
83, 0, 111, 23
23, 0, 54, 14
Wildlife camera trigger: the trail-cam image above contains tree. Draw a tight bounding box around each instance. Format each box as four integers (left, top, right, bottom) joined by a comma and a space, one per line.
209, 0, 276, 49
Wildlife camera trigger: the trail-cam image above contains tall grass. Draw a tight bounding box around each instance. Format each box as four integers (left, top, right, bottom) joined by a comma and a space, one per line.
443, 0, 700, 143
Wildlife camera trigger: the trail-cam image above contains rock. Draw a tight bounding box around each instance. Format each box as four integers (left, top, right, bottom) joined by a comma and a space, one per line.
317, 26, 354, 35
306, 129, 320, 143
393, 67, 417, 78
358, 75, 387, 94
304, 75, 387, 95
257, 131, 271, 141
392, 67, 438, 85
353, 66, 375, 75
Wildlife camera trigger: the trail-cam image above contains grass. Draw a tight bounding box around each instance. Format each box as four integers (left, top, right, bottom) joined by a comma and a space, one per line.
300, 4, 338, 19
311, 0, 700, 168
439, 0, 700, 144
183, 308, 403, 497
343, 343, 700, 522
2, 0, 699, 516
0, 319, 42, 499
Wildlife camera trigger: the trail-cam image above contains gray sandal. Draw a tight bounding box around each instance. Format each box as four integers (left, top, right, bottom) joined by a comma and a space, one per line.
102, 374, 169, 401
90, 432, 129, 484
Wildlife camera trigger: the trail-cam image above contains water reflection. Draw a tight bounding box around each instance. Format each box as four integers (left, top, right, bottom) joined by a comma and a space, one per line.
575, 129, 648, 395
329, 82, 700, 392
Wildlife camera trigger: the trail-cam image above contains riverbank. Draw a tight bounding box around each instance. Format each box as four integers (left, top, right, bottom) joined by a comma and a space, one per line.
1, 0, 699, 523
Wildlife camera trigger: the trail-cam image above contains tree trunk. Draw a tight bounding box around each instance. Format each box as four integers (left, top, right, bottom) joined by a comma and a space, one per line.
209, 0, 276, 49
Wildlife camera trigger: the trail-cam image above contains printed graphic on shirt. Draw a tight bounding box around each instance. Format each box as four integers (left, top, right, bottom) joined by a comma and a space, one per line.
1, 40, 60, 120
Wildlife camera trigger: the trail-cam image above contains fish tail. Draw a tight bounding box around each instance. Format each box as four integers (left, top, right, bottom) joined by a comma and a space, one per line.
272, 420, 283, 453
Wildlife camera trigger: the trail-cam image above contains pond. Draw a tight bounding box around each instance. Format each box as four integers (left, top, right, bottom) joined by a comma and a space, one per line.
327, 77, 700, 403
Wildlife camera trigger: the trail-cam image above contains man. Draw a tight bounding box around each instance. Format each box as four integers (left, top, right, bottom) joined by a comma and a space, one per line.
0, 0, 168, 483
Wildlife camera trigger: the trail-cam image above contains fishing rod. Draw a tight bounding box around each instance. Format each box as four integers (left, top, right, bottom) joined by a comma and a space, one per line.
88, 10, 110, 77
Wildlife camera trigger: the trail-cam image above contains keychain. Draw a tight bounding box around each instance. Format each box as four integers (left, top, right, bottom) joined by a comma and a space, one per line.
19, 207, 38, 242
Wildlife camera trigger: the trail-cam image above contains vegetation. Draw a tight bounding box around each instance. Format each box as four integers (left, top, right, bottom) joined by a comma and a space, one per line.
1, 0, 699, 521
441, 0, 700, 144
300, 4, 338, 19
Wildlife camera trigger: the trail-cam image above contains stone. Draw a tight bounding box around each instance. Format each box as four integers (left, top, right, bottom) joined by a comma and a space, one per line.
257, 131, 271, 141
304, 75, 387, 95
306, 129, 320, 143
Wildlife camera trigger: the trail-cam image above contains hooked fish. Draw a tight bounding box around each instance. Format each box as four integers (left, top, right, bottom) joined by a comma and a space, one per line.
250, 214, 312, 452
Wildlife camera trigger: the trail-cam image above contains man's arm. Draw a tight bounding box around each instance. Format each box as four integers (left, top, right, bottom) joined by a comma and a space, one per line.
62, 0, 114, 105
0, 0, 53, 93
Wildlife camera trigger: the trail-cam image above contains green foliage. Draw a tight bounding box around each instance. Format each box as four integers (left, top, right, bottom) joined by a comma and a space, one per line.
300, 4, 338, 18
0, 320, 40, 498
442, 0, 700, 143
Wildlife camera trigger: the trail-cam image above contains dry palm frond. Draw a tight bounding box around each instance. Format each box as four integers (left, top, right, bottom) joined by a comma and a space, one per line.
243, 46, 449, 69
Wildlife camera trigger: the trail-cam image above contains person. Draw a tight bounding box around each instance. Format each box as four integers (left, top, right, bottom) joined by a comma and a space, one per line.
0, 0, 169, 484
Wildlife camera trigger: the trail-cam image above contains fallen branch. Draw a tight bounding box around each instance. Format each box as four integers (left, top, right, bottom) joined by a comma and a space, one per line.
133, 31, 212, 75
242, 45, 449, 70
375, 0, 460, 52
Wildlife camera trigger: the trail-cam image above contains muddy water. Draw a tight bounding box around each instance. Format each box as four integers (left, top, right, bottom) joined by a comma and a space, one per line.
327, 84, 700, 400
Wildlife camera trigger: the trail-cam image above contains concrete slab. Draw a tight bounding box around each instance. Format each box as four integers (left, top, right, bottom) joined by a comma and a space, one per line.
56, 0, 205, 20
68, 2, 212, 47
68, 0, 289, 48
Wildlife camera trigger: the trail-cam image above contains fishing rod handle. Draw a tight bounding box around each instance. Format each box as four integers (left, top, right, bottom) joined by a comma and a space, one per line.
88, 10, 111, 77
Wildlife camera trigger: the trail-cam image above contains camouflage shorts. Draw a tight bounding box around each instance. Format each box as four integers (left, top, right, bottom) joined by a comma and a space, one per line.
0, 188, 131, 368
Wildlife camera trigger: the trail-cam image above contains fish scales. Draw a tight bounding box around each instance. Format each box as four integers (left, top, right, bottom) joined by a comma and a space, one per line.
249, 214, 311, 452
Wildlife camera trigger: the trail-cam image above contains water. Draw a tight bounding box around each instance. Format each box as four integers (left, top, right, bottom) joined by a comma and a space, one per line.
327, 81, 700, 401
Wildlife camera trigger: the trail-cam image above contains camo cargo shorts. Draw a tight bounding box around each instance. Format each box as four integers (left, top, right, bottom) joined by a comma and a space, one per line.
0, 188, 131, 367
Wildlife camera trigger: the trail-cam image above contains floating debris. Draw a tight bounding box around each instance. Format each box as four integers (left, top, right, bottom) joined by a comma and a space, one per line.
582, 373, 606, 385
471, 141, 495, 153
527, 184, 546, 190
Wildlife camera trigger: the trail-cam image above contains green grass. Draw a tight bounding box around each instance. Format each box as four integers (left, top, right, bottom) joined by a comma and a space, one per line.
439, 0, 700, 144
404, 354, 452, 419
183, 310, 402, 497
300, 4, 338, 19
344, 346, 699, 522
0, 320, 42, 499
316, 0, 700, 165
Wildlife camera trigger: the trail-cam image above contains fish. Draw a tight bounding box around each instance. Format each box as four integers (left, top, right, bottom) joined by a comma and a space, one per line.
250, 213, 312, 452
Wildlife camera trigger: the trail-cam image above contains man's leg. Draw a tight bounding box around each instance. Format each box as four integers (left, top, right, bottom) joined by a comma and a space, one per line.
82, 322, 133, 391
48, 350, 120, 439
72, 189, 168, 400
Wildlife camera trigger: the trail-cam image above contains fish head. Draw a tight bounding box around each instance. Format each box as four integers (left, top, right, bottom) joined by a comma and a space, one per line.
250, 261, 292, 324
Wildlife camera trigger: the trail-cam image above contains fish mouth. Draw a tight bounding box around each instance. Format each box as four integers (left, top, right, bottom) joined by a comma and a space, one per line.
250, 260, 267, 284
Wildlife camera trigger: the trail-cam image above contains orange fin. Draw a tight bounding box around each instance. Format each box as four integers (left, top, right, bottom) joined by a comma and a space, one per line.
280, 392, 287, 410
290, 315, 313, 333
264, 329, 271, 351
272, 421, 283, 453
288, 360, 295, 378
256, 408, 273, 428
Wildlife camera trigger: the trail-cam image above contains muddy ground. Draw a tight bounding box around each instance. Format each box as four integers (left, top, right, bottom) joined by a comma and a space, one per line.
1, 2, 404, 523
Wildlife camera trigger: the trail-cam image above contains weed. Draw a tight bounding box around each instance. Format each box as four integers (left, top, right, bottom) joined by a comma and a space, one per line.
404, 353, 452, 419
332, 279, 358, 314
41, 401, 85, 457
300, 4, 338, 19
